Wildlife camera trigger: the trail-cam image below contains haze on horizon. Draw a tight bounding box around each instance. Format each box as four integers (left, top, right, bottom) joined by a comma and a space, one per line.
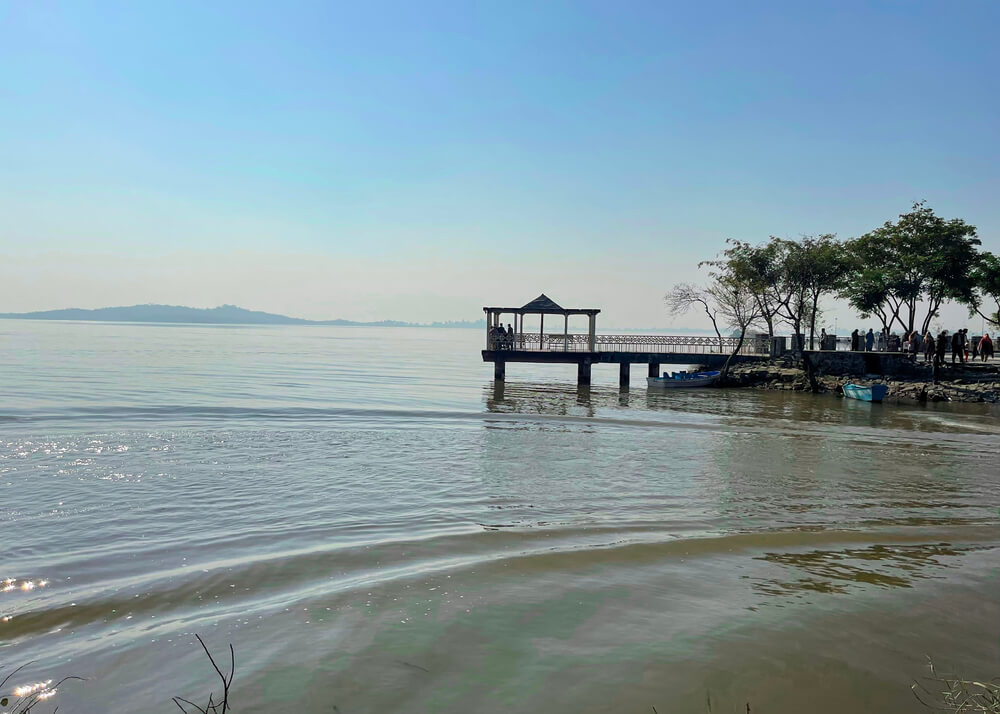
2, 1, 998, 330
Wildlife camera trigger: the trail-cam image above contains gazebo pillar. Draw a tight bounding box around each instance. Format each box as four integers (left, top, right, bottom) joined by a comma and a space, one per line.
619, 362, 630, 388
577, 359, 591, 386
588, 314, 596, 351
564, 314, 569, 351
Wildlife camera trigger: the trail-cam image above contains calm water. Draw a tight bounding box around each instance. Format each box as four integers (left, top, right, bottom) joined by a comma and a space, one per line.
2, 321, 998, 713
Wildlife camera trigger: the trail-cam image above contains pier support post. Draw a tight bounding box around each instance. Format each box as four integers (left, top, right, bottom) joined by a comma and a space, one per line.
494, 360, 505, 381
577, 360, 592, 386
619, 362, 630, 388
648, 362, 660, 378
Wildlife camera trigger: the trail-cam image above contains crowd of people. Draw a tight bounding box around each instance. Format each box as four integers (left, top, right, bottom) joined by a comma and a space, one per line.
848, 327, 995, 365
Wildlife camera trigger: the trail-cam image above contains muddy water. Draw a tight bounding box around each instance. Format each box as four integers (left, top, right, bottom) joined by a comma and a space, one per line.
1, 321, 998, 712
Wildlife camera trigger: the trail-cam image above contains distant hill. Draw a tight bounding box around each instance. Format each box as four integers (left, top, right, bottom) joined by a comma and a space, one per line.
0, 304, 487, 328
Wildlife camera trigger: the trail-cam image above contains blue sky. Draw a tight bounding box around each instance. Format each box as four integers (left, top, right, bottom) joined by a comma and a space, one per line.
1, 1, 998, 327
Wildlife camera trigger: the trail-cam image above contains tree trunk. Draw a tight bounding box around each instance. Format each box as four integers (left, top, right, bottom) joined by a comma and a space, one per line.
721, 328, 747, 380
702, 303, 723, 353
808, 292, 820, 350
921, 297, 942, 335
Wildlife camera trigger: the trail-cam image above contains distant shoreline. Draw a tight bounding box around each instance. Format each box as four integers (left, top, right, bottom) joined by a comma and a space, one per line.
0, 303, 485, 329
0, 303, 714, 333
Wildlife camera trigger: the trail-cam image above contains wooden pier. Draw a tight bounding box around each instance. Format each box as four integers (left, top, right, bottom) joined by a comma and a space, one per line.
483, 295, 769, 387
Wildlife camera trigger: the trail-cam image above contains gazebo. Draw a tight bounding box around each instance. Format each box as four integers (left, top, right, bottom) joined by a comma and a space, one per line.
483, 294, 600, 352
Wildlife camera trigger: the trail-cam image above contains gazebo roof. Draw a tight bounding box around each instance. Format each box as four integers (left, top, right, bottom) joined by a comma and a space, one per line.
521, 294, 564, 312
483, 294, 600, 316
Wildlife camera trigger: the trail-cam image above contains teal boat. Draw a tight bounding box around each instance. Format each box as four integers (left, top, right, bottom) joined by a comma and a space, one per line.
843, 383, 888, 402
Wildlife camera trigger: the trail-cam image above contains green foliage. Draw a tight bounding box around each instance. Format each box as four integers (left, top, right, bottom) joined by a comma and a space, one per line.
970, 251, 1000, 327
703, 234, 847, 342
841, 201, 980, 334
692, 200, 985, 353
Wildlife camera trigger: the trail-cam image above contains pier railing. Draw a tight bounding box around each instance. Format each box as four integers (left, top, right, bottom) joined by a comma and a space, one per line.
488, 333, 770, 356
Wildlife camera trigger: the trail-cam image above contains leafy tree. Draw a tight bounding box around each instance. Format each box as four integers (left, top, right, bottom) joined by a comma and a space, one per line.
708, 236, 844, 350
969, 251, 1000, 327
841, 202, 980, 335
798, 234, 849, 349
688, 261, 764, 377
703, 239, 788, 339
708, 273, 762, 377
840, 257, 894, 339
772, 238, 811, 347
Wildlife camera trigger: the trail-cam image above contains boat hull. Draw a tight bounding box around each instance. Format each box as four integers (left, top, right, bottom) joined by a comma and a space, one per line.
843, 383, 888, 402
647, 371, 720, 389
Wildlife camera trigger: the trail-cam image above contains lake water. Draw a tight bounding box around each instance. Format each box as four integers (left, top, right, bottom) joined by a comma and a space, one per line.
2, 321, 998, 713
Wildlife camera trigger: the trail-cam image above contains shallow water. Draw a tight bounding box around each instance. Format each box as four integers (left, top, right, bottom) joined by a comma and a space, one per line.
2, 321, 998, 712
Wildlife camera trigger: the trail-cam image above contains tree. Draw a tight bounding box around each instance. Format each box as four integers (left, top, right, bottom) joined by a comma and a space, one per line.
969, 251, 1000, 327
840, 260, 894, 340
799, 235, 849, 349
665, 283, 723, 351
771, 238, 809, 347
708, 273, 762, 378
841, 202, 980, 335
702, 239, 787, 339
685, 261, 764, 378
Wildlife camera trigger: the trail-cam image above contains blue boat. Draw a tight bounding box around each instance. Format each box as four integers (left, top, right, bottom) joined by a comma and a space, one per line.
843, 383, 888, 402
647, 370, 721, 389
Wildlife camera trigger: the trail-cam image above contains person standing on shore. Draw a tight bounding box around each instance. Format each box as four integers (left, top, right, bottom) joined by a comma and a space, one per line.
851, 329, 860, 351
950, 330, 963, 365
865, 328, 874, 351
979, 333, 994, 362
924, 332, 935, 363
936, 330, 948, 367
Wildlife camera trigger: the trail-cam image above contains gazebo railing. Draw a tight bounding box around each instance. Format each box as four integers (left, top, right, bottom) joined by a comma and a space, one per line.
488, 333, 770, 355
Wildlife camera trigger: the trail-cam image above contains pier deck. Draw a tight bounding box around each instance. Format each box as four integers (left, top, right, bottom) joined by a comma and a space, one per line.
482, 335, 768, 386
482, 296, 767, 386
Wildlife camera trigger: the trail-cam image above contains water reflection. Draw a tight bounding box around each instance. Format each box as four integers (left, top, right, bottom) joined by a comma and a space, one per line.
483, 382, 597, 418
748, 542, 970, 601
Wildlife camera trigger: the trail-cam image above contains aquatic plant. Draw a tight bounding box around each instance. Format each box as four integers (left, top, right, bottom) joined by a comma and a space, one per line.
0, 661, 82, 713
172, 635, 235, 714
913, 658, 1000, 713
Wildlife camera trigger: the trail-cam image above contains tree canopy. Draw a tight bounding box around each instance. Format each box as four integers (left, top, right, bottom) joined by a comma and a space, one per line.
678, 201, 987, 351
970, 251, 1000, 328
840, 202, 980, 334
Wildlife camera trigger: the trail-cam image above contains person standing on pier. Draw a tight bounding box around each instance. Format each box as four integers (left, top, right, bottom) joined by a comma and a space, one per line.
506, 324, 514, 349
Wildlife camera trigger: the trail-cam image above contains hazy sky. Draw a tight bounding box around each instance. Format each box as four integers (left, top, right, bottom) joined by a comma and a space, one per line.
2, 1, 998, 329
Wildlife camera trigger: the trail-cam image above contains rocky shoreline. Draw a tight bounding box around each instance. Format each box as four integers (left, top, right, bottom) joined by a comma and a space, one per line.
724, 357, 1000, 404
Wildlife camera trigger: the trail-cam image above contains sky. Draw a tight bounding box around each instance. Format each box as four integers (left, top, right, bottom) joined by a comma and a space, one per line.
1, 0, 998, 329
